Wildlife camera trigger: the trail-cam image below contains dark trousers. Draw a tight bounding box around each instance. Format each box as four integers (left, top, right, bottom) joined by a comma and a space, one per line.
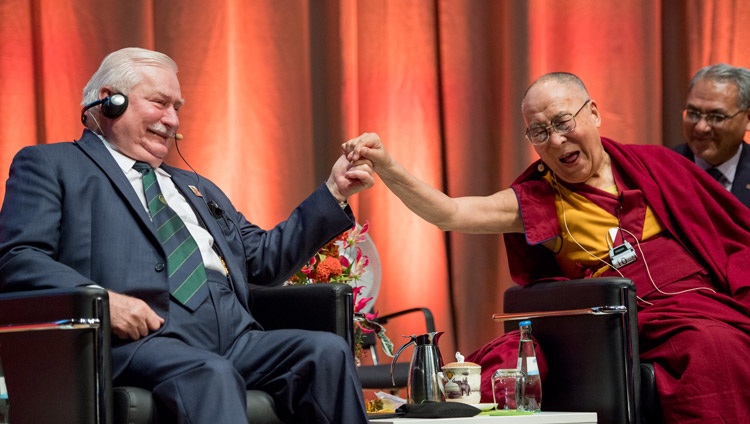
118, 272, 367, 423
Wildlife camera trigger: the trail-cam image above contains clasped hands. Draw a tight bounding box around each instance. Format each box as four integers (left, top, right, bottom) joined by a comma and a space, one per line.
326, 132, 381, 202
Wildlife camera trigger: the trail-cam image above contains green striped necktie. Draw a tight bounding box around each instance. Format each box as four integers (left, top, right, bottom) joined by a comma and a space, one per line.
133, 162, 208, 310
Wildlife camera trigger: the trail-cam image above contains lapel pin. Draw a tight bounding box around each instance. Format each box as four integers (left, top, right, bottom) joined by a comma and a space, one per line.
188, 185, 203, 197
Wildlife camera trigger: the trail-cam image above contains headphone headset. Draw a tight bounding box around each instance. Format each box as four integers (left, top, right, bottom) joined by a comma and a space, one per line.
80, 93, 128, 125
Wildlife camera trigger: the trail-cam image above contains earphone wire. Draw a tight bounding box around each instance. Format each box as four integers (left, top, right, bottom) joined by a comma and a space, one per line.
553, 174, 716, 306
173, 139, 250, 267
89, 111, 104, 135
619, 227, 716, 298
173, 138, 213, 218
174, 138, 201, 185
554, 177, 653, 305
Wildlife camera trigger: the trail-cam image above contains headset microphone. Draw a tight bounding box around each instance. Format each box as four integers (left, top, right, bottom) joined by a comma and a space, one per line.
80, 93, 129, 125
175, 134, 183, 140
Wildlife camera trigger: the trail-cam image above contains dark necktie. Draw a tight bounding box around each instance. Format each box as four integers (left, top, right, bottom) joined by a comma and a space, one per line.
706, 167, 730, 187
133, 162, 208, 310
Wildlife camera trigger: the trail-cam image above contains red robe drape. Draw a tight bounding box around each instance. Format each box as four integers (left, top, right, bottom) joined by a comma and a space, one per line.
469, 138, 750, 423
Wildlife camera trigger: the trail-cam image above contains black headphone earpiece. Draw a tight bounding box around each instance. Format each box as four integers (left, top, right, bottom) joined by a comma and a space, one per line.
80, 93, 129, 125
100, 93, 128, 118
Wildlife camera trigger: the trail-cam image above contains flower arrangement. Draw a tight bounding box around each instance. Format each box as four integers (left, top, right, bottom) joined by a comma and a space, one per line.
287, 222, 371, 287
285, 222, 392, 361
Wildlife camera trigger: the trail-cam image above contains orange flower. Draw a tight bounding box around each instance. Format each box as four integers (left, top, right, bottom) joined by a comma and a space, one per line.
315, 256, 343, 282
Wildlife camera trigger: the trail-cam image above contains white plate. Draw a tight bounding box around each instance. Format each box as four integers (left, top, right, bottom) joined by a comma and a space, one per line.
341, 229, 381, 311
471, 403, 497, 411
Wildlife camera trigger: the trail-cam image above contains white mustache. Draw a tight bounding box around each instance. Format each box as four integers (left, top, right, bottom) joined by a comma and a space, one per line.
149, 124, 176, 138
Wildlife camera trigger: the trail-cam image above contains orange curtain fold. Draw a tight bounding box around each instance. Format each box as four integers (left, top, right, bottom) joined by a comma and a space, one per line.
2, 0, 750, 372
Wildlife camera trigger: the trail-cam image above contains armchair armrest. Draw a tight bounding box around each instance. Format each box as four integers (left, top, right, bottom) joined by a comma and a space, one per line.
249, 283, 354, 350
503, 277, 636, 317
0, 287, 112, 424
501, 277, 640, 424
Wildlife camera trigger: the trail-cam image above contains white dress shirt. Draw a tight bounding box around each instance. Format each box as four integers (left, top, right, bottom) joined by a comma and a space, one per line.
100, 137, 227, 274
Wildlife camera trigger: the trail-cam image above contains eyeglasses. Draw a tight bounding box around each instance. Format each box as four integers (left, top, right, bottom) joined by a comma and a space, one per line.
682, 108, 746, 127
525, 100, 591, 146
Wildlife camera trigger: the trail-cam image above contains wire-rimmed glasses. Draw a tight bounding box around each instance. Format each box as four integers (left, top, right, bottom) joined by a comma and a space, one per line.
682, 108, 746, 127
525, 99, 591, 146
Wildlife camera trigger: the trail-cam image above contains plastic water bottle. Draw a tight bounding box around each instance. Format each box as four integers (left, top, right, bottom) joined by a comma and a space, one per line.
0, 391, 7, 424
0, 364, 8, 424
516, 320, 542, 412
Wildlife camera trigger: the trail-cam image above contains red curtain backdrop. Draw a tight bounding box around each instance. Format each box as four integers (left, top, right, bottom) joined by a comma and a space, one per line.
2, 0, 750, 368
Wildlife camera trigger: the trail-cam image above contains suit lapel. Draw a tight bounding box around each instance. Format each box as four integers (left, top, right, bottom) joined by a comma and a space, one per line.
169, 169, 251, 308
731, 143, 750, 207
74, 131, 157, 237
169, 171, 217, 237
679, 142, 750, 208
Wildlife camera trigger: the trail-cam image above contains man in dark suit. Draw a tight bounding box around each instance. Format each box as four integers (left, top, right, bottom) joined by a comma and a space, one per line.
674, 63, 750, 207
0, 47, 375, 423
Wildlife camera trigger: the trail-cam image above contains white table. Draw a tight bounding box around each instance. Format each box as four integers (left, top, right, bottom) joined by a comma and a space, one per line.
369, 411, 597, 424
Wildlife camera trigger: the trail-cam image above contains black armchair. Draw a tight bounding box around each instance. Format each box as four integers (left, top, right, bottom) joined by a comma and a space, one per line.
495, 277, 661, 424
0, 283, 354, 424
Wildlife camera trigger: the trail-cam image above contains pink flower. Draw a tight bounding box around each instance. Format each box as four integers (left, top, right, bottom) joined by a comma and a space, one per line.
355, 296, 374, 313
352, 285, 374, 314
300, 257, 316, 276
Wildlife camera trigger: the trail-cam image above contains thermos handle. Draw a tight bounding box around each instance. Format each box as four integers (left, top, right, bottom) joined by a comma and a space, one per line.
390, 338, 415, 386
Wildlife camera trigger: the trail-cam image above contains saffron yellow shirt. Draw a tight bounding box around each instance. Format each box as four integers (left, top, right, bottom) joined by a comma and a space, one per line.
542, 173, 665, 277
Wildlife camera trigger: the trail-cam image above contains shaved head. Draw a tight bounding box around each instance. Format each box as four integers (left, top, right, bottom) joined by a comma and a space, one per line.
522, 72, 589, 110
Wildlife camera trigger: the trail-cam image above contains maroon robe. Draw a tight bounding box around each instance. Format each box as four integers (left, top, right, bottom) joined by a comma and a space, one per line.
467, 137, 750, 423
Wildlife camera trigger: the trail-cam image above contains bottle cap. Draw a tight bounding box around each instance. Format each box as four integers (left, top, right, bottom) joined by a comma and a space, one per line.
519, 320, 531, 327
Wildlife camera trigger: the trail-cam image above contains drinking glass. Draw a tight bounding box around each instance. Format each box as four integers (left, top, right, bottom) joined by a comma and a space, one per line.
492, 368, 524, 410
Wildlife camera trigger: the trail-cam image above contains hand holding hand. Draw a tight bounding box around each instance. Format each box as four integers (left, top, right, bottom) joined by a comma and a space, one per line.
108, 290, 164, 340
342, 132, 393, 173
326, 133, 378, 202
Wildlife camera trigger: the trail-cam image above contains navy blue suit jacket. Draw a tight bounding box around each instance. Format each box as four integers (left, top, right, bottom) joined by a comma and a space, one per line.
673, 142, 750, 207
0, 130, 355, 377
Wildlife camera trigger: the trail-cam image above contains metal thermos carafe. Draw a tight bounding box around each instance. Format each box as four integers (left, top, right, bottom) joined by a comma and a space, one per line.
391, 331, 445, 404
